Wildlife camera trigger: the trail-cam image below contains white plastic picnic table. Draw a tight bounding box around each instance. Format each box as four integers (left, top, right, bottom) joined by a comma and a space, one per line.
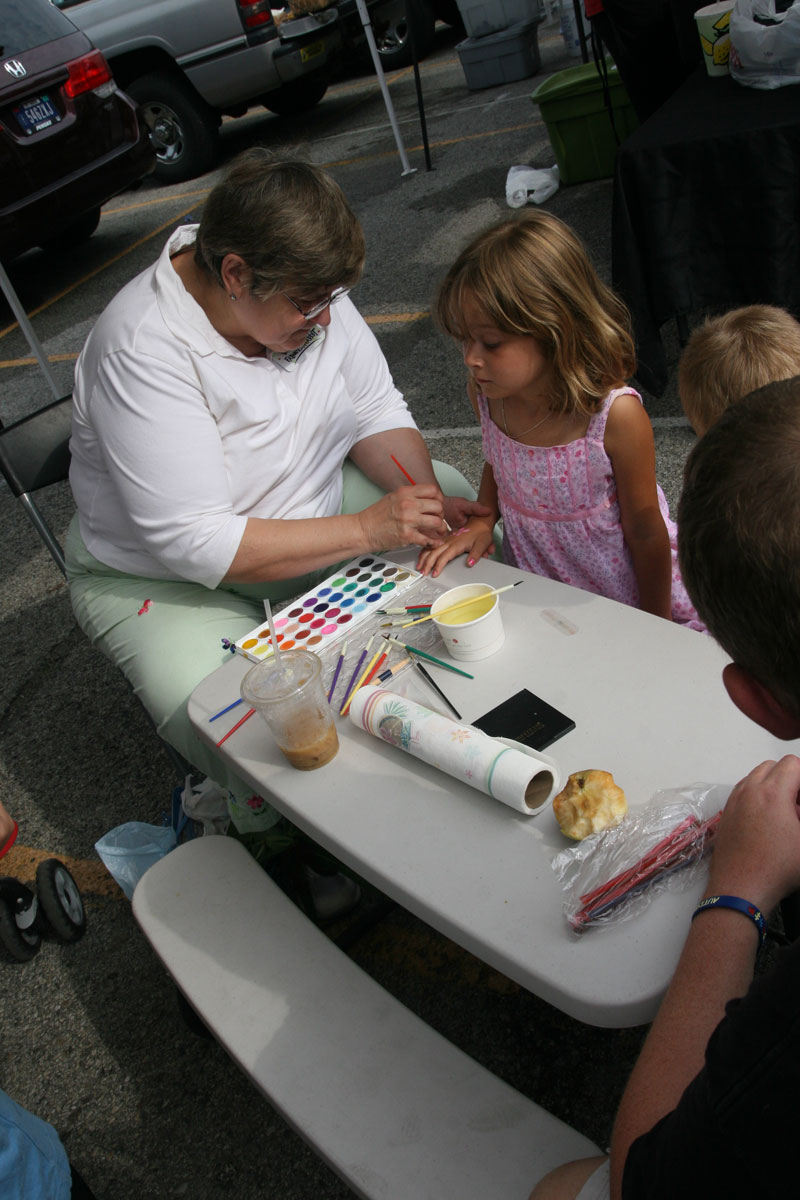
188, 552, 798, 1027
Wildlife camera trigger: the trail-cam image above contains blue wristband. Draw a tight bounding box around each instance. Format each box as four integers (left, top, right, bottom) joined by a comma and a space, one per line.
691, 894, 767, 947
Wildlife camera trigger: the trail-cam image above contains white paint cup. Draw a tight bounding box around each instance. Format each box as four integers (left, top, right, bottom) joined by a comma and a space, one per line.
430, 582, 505, 661
694, 3, 732, 77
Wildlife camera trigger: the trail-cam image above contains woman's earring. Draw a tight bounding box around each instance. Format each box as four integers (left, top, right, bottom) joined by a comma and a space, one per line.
229, 293, 238, 301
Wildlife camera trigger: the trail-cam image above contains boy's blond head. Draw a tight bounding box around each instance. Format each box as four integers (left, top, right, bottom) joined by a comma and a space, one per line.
679, 305, 800, 436
678, 377, 800, 718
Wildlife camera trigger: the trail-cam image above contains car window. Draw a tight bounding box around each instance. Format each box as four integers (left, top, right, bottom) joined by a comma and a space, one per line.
0, 1, 78, 57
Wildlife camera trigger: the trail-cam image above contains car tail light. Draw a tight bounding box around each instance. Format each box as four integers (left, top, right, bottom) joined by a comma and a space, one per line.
63, 51, 113, 99
237, 0, 275, 30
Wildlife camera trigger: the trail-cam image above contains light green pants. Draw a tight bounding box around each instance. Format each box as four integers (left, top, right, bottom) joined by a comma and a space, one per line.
66, 460, 477, 819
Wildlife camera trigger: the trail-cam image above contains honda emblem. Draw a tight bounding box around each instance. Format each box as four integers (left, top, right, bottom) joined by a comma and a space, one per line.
4, 60, 27, 80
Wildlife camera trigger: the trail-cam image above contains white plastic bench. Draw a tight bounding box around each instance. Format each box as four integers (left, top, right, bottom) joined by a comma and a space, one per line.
132, 836, 600, 1199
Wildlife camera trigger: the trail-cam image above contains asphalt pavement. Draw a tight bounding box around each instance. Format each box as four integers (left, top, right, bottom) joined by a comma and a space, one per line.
1, 17, 698, 1198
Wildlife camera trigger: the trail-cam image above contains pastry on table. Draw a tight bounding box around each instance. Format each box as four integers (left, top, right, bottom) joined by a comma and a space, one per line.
553, 770, 628, 840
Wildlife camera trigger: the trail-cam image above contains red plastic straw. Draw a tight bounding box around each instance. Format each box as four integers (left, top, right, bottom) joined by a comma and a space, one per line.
572, 813, 721, 930
216, 707, 255, 747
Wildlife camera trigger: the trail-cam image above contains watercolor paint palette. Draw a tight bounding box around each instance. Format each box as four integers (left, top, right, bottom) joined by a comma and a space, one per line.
235, 555, 422, 660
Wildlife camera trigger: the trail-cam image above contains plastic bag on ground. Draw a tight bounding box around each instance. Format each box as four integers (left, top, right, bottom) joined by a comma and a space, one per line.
95, 821, 177, 900
505, 164, 560, 208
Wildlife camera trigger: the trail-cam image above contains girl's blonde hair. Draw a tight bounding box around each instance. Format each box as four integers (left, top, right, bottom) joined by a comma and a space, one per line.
436, 210, 635, 417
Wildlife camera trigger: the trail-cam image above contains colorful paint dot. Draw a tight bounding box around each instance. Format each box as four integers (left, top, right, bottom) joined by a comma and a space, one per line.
383, 566, 397, 576
318, 587, 332, 597
367, 592, 381, 602
310, 618, 325, 629
395, 572, 409, 581
313, 602, 328, 613
341, 597, 355, 607
288, 607, 303, 618
328, 591, 344, 602
343, 582, 357, 592
298, 612, 314, 624
380, 582, 396, 592
307, 635, 323, 646
357, 572, 371, 582
338, 613, 353, 624
326, 607, 340, 618
274, 616, 289, 629
355, 587, 369, 597
353, 603, 367, 613
359, 557, 374, 567
295, 629, 310, 639
302, 596, 317, 608
282, 640, 296, 650
321, 623, 338, 634
345, 567, 360, 577
331, 577, 346, 586
255, 644, 273, 656
242, 638, 258, 649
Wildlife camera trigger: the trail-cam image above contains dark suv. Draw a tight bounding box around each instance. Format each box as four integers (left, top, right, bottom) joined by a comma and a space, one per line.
0, 0, 154, 260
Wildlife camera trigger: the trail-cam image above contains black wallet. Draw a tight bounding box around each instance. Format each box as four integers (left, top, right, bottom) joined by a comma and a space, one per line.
473, 688, 575, 752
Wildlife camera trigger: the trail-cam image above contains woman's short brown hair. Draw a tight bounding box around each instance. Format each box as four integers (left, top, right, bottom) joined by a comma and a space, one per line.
194, 149, 366, 298
435, 210, 635, 418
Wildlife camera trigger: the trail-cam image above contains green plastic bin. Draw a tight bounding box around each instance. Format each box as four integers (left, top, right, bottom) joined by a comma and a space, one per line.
531, 60, 639, 185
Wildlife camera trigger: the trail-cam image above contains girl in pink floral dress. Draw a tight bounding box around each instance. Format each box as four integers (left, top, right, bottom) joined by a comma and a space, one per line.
418, 211, 702, 629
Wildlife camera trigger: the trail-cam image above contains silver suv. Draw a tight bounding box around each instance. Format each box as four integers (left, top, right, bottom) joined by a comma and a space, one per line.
52, 0, 342, 182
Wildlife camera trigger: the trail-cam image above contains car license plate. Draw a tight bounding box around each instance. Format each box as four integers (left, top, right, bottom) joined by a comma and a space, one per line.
14, 93, 61, 137
300, 40, 324, 63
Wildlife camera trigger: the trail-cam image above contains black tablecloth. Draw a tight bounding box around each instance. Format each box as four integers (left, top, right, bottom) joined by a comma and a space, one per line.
612, 66, 800, 396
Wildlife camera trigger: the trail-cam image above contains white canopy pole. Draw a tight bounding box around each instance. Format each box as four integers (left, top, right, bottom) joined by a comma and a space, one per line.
0, 260, 62, 399
354, 0, 416, 176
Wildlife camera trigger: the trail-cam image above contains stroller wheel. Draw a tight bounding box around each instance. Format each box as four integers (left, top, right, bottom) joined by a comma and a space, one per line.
36, 859, 86, 942
0, 895, 42, 961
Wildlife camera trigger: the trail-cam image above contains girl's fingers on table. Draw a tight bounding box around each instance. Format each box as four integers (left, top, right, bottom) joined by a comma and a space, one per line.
417, 532, 472, 576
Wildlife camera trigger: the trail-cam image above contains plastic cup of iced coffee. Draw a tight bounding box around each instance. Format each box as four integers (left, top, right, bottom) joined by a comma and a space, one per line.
240, 649, 339, 770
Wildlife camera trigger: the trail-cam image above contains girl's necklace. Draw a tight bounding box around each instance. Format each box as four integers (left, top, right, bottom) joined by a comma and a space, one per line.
501, 396, 551, 439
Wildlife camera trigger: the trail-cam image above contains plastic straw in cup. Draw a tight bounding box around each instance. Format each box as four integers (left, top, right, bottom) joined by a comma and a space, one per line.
263, 598, 279, 654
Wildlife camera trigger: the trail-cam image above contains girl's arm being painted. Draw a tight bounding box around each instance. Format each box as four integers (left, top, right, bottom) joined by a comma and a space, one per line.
604, 392, 673, 620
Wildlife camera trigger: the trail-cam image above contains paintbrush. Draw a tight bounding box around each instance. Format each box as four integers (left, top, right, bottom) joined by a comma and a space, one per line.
401, 580, 523, 628
381, 635, 475, 679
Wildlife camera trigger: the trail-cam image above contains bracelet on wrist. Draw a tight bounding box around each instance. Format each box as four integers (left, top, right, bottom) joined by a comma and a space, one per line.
691, 894, 767, 948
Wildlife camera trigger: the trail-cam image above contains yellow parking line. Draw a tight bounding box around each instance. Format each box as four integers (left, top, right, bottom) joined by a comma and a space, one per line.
0, 118, 537, 343
368, 311, 429, 324
3, 843, 125, 899
0, 199, 204, 340
103, 186, 211, 218
0, 313, 431, 369
323, 119, 539, 168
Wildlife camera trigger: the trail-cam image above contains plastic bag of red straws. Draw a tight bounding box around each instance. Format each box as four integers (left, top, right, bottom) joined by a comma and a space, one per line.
551, 783, 729, 934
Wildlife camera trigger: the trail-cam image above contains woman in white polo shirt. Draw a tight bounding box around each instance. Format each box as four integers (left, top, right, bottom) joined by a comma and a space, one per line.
66, 150, 482, 849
